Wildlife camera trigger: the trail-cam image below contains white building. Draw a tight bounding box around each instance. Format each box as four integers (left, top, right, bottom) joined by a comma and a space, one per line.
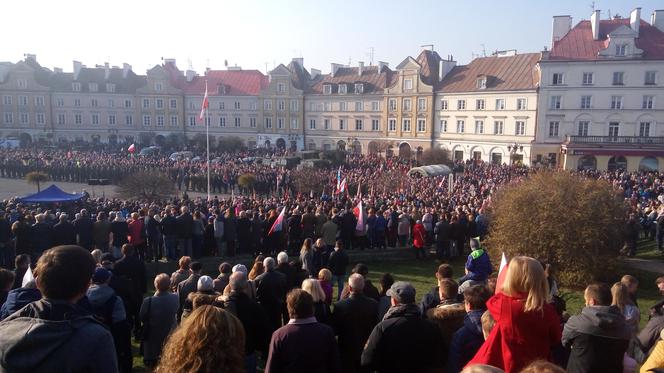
434, 53, 540, 165
536, 8, 664, 171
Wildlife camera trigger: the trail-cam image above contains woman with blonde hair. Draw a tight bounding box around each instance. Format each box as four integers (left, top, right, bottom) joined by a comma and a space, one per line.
318, 268, 333, 305
155, 305, 245, 373
468, 256, 561, 373
300, 238, 314, 276
611, 282, 640, 335
301, 278, 330, 324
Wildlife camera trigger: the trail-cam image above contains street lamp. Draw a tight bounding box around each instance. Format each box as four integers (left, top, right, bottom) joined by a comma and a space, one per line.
507, 142, 524, 165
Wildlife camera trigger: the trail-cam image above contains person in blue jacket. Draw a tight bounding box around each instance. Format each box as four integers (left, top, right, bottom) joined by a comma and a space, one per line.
458, 237, 492, 293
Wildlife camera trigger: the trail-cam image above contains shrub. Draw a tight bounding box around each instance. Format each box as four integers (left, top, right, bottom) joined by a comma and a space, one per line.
420, 148, 451, 166
486, 171, 626, 287
117, 170, 175, 201
237, 173, 257, 190
26, 171, 49, 192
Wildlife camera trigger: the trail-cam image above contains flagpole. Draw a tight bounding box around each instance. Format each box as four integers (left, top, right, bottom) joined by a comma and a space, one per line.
205, 80, 211, 202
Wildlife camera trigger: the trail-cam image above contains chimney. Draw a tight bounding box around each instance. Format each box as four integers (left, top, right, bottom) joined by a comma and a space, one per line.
438, 58, 456, 81
122, 63, 131, 79
25, 54, 36, 62
53, 67, 63, 74
227, 66, 242, 71
551, 15, 572, 47
292, 57, 304, 67
164, 58, 176, 66
358, 61, 364, 76
310, 68, 321, 79
185, 69, 196, 82
591, 10, 600, 40
630, 8, 641, 36
330, 63, 344, 77
377, 61, 389, 72
73, 61, 83, 80
104, 62, 110, 80
651, 9, 664, 32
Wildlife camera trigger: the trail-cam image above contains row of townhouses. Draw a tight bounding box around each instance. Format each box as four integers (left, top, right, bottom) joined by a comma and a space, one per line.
1, 8, 663, 171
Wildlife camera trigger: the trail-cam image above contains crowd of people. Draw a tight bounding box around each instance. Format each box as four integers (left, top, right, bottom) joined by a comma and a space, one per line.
0, 148, 663, 372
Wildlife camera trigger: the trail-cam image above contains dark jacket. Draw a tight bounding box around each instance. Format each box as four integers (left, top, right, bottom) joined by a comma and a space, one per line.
361, 303, 444, 373
446, 309, 485, 373
255, 270, 287, 331
333, 293, 379, 373
175, 273, 201, 320
31, 222, 53, 254
0, 298, 117, 373
341, 279, 381, 302
562, 305, 631, 373
52, 221, 76, 246
0, 287, 42, 320
276, 262, 297, 291
224, 291, 271, 355
328, 249, 349, 276
638, 313, 664, 355
113, 254, 146, 308
160, 215, 177, 237
73, 217, 94, 247
110, 220, 129, 247
175, 213, 193, 239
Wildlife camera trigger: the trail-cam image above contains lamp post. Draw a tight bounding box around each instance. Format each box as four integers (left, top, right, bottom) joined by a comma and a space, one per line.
507, 142, 524, 165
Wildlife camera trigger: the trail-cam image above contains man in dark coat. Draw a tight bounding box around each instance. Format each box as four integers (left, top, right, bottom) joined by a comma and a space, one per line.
53, 214, 76, 246
434, 214, 451, 260
332, 274, 379, 373
361, 281, 444, 373
255, 257, 287, 333
340, 263, 380, 301
31, 214, 53, 257
446, 285, 490, 373
175, 261, 202, 321
175, 206, 193, 257
73, 209, 94, 251
113, 244, 146, 332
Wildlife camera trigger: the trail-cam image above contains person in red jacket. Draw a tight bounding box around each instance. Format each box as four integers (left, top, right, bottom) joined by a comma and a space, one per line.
127, 212, 146, 261
412, 220, 427, 259
466, 256, 561, 373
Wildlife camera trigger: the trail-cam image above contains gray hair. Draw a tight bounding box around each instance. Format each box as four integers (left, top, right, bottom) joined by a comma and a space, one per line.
348, 273, 365, 293
277, 251, 288, 264
264, 257, 276, 271
229, 272, 248, 292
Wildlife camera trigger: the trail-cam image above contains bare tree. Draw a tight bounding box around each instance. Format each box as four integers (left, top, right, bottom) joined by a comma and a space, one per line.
291, 167, 327, 194
26, 171, 49, 192
117, 170, 175, 200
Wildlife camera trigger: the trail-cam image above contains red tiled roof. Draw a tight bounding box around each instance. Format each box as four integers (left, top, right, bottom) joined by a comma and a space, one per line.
184, 70, 269, 95
310, 65, 393, 94
549, 19, 664, 60
436, 53, 540, 92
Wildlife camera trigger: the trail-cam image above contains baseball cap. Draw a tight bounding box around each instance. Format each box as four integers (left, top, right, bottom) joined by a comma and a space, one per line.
92, 267, 112, 284
386, 281, 416, 304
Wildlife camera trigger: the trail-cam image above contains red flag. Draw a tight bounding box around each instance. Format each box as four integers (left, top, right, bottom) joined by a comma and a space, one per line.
268, 207, 286, 235
355, 201, 365, 232
127, 143, 135, 153
495, 253, 508, 294
198, 81, 209, 121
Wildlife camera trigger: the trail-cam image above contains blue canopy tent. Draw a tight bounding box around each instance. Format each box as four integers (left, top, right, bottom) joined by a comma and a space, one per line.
19, 184, 85, 203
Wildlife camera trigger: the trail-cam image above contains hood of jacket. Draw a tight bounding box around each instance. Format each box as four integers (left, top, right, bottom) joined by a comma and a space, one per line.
86, 284, 115, 307
576, 305, 631, 340
383, 303, 421, 321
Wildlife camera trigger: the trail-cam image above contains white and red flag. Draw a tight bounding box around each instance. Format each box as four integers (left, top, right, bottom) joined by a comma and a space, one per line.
127, 143, 135, 153
355, 201, 365, 232
268, 206, 286, 235
337, 178, 347, 195
199, 81, 209, 122
495, 252, 509, 294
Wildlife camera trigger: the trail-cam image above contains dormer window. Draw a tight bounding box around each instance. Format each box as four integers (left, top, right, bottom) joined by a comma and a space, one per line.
218, 85, 226, 95
16, 79, 27, 89
277, 83, 286, 93
89, 83, 98, 92
404, 79, 413, 90
72, 82, 81, 92
476, 77, 487, 89
154, 82, 163, 91
323, 84, 332, 95
106, 83, 115, 93
615, 44, 627, 56
354, 83, 364, 94
338, 84, 347, 94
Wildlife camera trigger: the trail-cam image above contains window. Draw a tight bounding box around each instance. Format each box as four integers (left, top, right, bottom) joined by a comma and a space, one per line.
402, 119, 411, 132
168, 116, 177, 126
264, 118, 272, 129
457, 100, 466, 110
290, 119, 298, 129
142, 99, 149, 108
106, 83, 115, 93
403, 98, 412, 111
2, 95, 11, 105
441, 100, 448, 110
168, 99, 177, 109
290, 100, 299, 111
354, 84, 364, 94
249, 117, 256, 128
16, 79, 27, 89
156, 99, 163, 109
323, 85, 332, 95
235, 117, 241, 127
548, 121, 559, 137
552, 73, 564, 85
355, 101, 363, 112
645, 71, 657, 85
89, 83, 98, 92
18, 96, 28, 106
124, 99, 132, 108
57, 114, 65, 125
439, 119, 447, 133
309, 119, 316, 130
371, 101, 380, 111
219, 117, 226, 127
19, 113, 27, 124
277, 83, 286, 93
611, 96, 623, 110
340, 102, 348, 112
495, 99, 505, 110
72, 82, 81, 91
187, 116, 195, 126
474, 120, 484, 134
355, 119, 363, 130
154, 82, 163, 91
613, 72, 624, 85
516, 98, 527, 110
388, 99, 397, 111
264, 100, 272, 110
643, 95, 654, 109
157, 116, 165, 127
494, 121, 504, 135
477, 77, 487, 89
3, 113, 12, 124
476, 99, 485, 110
388, 118, 396, 131
639, 122, 651, 137
418, 98, 427, 111
108, 99, 114, 108
219, 102, 225, 110
371, 119, 380, 131
57, 98, 64, 107
277, 100, 285, 111
515, 121, 526, 136
91, 114, 99, 125
36, 113, 45, 125
324, 119, 330, 130
608, 122, 619, 138
309, 102, 317, 112
91, 98, 98, 107
206, 117, 212, 127
582, 72, 594, 85
549, 95, 562, 109
456, 120, 465, 133
250, 101, 257, 110
338, 84, 347, 94
581, 95, 592, 109
339, 119, 345, 130
404, 79, 413, 90
417, 119, 426, 132
578, 121, 589, 136
75, 113, 82, 125
142, 115, 151, 126
35, 96, 45, 106
277, 118, 284, 129
125, 115, 133, 126
74, 98, 81, 107
615, 44, 627, 56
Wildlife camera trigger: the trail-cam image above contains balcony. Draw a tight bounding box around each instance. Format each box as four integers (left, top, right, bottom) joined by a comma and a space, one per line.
566, 135, 664, 145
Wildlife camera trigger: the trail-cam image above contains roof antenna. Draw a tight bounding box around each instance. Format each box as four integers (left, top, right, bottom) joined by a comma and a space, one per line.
590, 1, 595, 12
480, 44, 487, 57
367, 47, 375, 66
420, 44, 434, 51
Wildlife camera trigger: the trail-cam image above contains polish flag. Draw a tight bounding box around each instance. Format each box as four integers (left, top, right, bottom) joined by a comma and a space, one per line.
268, 206, 286, 235
22, 266, 34, 287
355, 201, 365, 232
495, 253, 509, 294
198, 81, 209, 121
337, 178, 347, 195
336, 166, 342, 191
127, 143, 136, 153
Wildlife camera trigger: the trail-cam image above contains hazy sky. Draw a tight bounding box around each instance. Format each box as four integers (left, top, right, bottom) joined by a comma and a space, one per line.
2, 0, 661, 75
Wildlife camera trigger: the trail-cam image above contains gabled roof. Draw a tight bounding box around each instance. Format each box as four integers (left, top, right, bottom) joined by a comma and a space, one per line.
549, 19, 664, 60
415, 50, 442, 86
49, 67, 145, 94
286, 60, 311, 92
184, 70, 268, 96
436, 53, 540, 92
309, 65, 394, 94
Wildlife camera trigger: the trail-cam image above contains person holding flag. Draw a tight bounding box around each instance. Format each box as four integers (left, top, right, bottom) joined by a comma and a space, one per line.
265, 206, 286, 255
